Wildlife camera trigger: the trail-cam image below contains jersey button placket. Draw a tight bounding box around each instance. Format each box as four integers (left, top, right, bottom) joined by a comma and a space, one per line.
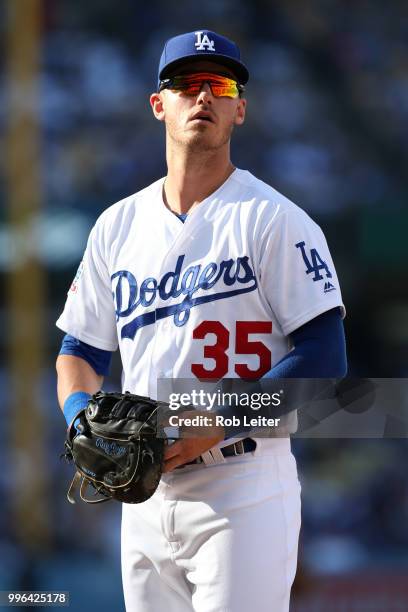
153, 317, 175, 379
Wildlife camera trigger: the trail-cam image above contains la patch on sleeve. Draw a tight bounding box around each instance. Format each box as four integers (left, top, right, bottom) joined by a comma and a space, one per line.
295, 241, 333, 283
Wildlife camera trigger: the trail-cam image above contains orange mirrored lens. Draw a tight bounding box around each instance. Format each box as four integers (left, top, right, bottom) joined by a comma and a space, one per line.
169, 72, 240, 98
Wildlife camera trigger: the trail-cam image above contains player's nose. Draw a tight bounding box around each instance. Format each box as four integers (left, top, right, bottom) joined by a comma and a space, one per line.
197, 82, 213, 103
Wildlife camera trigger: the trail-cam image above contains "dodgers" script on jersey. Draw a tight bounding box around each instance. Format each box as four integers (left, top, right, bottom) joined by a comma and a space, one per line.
111, 254, 257, 339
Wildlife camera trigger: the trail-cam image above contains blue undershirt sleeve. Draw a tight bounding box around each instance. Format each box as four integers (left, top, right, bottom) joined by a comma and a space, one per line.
265, 307, 347, 379
59, 334, 113, 376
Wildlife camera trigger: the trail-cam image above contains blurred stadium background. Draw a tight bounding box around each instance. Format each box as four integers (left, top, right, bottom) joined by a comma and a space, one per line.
1, 1, 407, 610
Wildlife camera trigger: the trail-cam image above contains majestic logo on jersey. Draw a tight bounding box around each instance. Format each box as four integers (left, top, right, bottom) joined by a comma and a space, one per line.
295, 241, 332, 281
194, 31, 215, 51
111, 254, 257, 340
324, 281, 336, 293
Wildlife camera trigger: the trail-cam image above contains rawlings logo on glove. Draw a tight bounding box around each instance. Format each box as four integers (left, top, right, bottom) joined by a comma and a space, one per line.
95, 438, 127, 457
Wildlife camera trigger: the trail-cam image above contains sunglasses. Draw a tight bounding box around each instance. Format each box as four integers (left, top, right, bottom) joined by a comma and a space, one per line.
159, 72, 245, 98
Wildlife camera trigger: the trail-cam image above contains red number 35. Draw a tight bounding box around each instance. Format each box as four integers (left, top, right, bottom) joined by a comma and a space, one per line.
191, 321, 272, 379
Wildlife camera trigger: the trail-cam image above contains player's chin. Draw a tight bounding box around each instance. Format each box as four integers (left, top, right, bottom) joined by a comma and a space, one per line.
183, 131, 215, 149
188, 123, 228, 141
188, 122, 234, 143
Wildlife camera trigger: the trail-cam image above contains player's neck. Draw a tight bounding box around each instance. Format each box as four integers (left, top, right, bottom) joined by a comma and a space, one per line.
164, 147, 235, 215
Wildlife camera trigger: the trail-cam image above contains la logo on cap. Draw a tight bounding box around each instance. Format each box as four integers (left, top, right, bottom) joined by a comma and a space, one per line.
194, 31, 215, 51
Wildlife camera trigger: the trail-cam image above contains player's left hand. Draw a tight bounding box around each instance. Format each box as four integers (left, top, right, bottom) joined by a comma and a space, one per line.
163, 410, 224, 472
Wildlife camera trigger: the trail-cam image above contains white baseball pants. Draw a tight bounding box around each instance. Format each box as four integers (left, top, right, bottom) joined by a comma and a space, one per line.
121, 438, 301, 612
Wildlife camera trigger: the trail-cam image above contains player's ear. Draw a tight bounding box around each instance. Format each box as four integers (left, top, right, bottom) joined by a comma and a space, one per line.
234, 97, 246, 126
150, 92, 165, 121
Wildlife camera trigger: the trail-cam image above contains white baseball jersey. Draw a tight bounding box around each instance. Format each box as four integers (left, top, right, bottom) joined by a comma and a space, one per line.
57, 167, 343, 611
56, 168, 345, 398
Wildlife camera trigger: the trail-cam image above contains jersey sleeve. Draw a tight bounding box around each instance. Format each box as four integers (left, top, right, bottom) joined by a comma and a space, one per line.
259, 207, 345, 336
56, 219, 118, 351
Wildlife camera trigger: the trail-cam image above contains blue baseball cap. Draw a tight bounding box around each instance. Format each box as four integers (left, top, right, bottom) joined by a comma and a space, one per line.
158, 29, 249, 89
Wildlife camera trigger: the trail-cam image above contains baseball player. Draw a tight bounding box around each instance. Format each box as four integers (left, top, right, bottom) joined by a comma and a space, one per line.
56, 30, 347, 612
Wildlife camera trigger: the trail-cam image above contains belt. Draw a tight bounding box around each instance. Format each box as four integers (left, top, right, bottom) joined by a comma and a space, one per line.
219, 437, 257, 458
177, 437, 257, 468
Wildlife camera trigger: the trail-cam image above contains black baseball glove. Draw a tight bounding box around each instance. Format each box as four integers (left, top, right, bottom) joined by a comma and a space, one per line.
63, 391, 167, 505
